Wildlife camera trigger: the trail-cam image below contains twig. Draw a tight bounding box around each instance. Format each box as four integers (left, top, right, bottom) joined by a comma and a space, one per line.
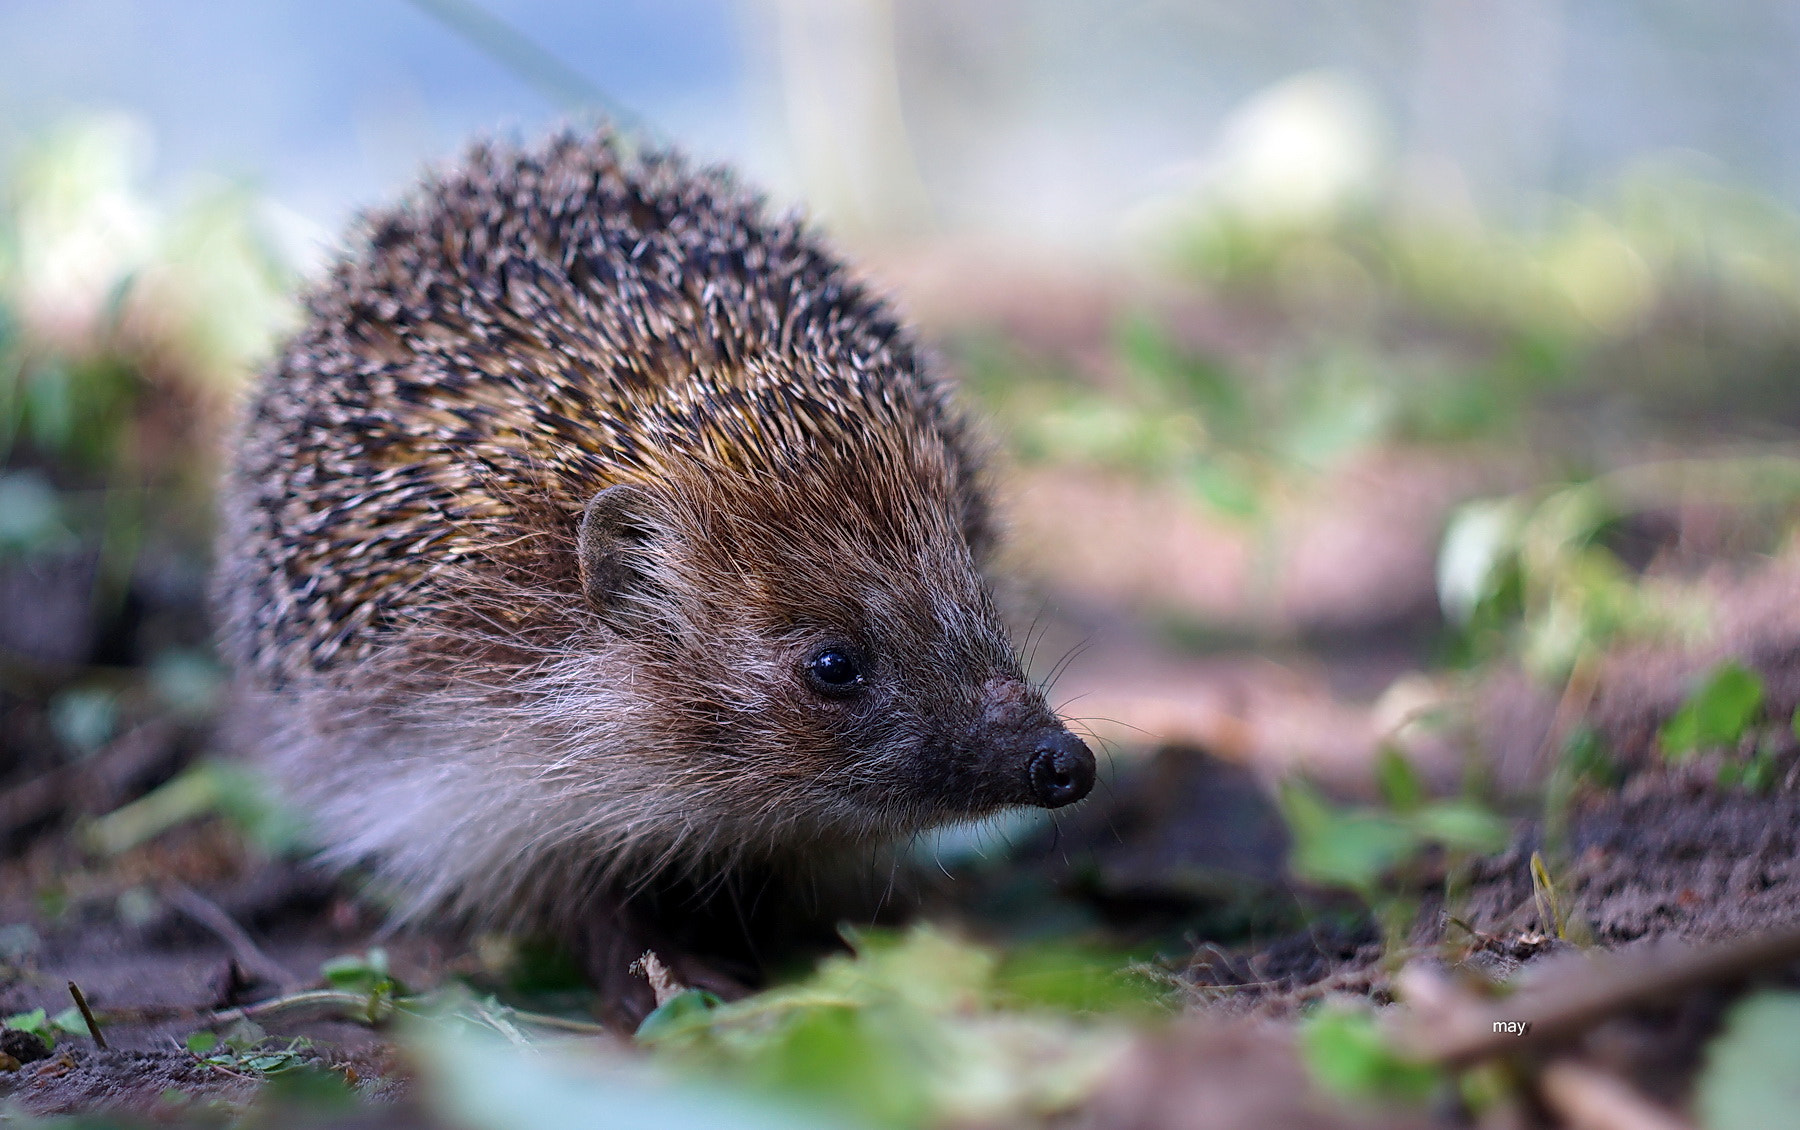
203, 988, 610, 1037
1398, 922, 1800, 1065
67, 982, 106, 1049
163, 882, 298, 993
1539, 1060, 1696, 1130
208, 989, 391, 1028
505, 1010, 610, 1036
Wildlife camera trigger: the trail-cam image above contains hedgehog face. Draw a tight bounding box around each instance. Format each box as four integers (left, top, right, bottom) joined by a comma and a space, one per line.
579, 466, 1095, 844
769, 621, 1098, 834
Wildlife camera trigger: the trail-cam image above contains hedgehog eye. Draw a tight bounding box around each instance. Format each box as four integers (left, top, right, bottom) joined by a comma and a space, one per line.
805, 648, 865, 697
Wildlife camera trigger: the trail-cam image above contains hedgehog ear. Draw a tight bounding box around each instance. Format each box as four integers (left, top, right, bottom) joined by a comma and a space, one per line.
577, 484, 657, 623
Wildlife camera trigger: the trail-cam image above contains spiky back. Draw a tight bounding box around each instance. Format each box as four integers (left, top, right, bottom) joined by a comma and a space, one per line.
215, 130, 990, 683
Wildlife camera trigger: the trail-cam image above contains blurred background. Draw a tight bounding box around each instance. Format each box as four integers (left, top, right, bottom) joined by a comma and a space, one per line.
19, 0, 1800, 767
9, 3, 1800, 1123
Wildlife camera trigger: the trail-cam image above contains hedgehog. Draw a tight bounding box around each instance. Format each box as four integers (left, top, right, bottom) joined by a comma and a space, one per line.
212, 129, 1094, 1017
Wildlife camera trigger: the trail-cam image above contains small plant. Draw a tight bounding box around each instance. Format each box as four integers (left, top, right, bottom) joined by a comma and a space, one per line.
1278, 749, 1510, 959
1437, 480, 1708, 679
183, 1029, 313, 1076
3, 1005, 93, 1049
1656, 660, 1792, 794
635, 925, 1164, 1128
1661, 660, 1765, 759
1298, 1000, 1442, 1104
321, 948, 404, 1025
1529, 852, 1569, 940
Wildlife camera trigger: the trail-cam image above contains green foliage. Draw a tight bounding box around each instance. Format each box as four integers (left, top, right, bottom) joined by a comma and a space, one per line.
1298, 1001, 1441, 1104
635, 989, 726, 1043
415, 1021, 825, 1130
321, 947, 401, 995
990, 943, 1168, 1016
1279, 770, 1508, 893
0, 120, 299, 821
1694, 991, 1800, 1130
1433, 465, 1800, 678
1278, 760, 1508, 959
183, 1027, 315, 1076
636, 926, 1158, 1128
4, 1007, 53, 1049
1374, 746, 1426, 812
322, 948, 405, 1024
971, 144, 1800, 539
1529, 852, 1569, 940
3, 1005, 96, 1049
1717, 739, 1782, 794
1662, 661, 1765, 759
83, 760, 310, 856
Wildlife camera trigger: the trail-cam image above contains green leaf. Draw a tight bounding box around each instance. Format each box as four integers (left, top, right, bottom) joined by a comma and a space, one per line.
1742, 747, 1779, 794
184, 1030, 218, 1055
1408, 801, 1510, 854
1299, 1002, 1440, 1103
4, 1007, 52, 1049
990, 944, 1169, 1016
1117, 317, 1247, 431
1437, 498, 1527, 626
1530, 852, 1566, 939
1189, 458, 1262, 518
1695, 991, 1800, 1130
748, 1005, 928, 1129
258, 1064, 359, 1109
634, 989, 724, 1044
1279, 780, 1417, 891
321, 947, 403, 999
50, 1006, 90, 1039
1661, 661, 1765, 759
1374, 748, 1425, 813
1561, 727, 1620, 788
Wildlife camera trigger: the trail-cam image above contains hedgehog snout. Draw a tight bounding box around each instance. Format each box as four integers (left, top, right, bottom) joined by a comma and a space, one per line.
1026, 729, 1096, 808
973, 677, 1095, 810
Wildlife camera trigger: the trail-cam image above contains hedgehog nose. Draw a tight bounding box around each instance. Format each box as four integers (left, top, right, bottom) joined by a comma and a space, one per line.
1026, 729, 1095, 808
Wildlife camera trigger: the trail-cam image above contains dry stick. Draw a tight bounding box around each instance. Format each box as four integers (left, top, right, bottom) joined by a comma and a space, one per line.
163, 882, 299, 994
1539, 1060, 1696, 1130
207, 989, 387, 1029
1402, 921, 1800, 1066
203, 989, 611, 1037
67, 982, 106, 1049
